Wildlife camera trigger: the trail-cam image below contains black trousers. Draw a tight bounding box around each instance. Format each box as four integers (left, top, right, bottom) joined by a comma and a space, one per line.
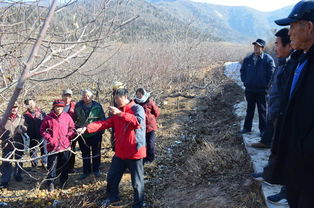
1, 148, 24, 184
78, 133, 102, 174
144, 131, 155, 163
287, 185, 314, 208
260, 119, 275, 145
46, 150, 70, 185
243, 90, 267, 132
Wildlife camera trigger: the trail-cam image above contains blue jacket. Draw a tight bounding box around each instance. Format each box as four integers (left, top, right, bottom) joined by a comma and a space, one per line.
267, 56, 293, 121
240, 52, 275, 92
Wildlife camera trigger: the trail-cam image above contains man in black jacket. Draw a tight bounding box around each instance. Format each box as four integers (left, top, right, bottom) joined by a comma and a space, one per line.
24, 98, 47, 167
240, 39, 275, 135
268, 1, 314, 207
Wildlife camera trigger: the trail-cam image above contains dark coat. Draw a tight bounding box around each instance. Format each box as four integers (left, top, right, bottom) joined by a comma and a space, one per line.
267, 45, 314, 190
23, 107, 46, 141
267, 56, 292, 121
240, 52, 275, 92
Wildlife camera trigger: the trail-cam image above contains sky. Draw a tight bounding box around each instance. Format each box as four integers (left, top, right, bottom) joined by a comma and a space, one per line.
191, 0, 300, 12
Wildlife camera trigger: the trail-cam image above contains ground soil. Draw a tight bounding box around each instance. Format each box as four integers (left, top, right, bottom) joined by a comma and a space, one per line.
0, 64, 266, 208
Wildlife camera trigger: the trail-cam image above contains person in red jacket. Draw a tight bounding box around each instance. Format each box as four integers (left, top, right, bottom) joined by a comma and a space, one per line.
77, 88, 146, 208
40, 99, 75, 192
61, 89, 77, 173
134, 88, 160, 163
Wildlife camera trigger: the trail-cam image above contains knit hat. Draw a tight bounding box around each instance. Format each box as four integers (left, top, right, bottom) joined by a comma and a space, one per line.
53, 99, 65, 107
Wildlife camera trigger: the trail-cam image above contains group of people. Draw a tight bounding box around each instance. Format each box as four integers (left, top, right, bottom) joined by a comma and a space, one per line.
240, 1, 314, 207
0, 84, 160, 208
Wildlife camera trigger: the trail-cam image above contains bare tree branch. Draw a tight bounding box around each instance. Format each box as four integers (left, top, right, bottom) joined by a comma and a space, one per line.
0, 0, 58, 129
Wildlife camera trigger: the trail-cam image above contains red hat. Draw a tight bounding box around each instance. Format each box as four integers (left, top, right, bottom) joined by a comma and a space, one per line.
53, 99, 65, 107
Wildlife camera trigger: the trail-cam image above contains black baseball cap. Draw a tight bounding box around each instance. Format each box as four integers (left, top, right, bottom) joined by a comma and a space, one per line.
252, 39, 266, 47
275, 1, 314, 26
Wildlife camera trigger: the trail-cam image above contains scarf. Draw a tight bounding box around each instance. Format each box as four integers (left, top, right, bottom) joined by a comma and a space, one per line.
135, 89, 150, 104
9, 113, 17, 120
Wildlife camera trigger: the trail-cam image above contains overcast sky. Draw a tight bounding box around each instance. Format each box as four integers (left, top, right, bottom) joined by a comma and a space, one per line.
191, 0, 299, 12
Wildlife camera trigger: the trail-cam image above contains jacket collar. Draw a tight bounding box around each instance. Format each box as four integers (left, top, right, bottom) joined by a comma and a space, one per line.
305, 44, 314, 58
288, 44, 314, 100
24, 107, 42, 118
119, 100, 135, 112
251, 52, 264, 59
47, 111, 64, 119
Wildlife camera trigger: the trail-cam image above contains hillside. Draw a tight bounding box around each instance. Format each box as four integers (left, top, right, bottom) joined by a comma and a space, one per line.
147, 0, 293, 42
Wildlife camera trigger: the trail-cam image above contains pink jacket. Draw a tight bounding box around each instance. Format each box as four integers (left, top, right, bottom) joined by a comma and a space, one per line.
40, 111, 75, 152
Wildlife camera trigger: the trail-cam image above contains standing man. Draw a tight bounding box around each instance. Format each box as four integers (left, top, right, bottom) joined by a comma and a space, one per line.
0, 102, 27, 188
23, 98, 47, 168
77, 88, 146, 208
74, 89, 105, 179
251, 28, 293, 149
62, 89, 76, 173
240, 39, 275, 136
268, 1, 314, 207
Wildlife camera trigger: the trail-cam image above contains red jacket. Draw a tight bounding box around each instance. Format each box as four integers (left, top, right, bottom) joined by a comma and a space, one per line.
87, 101, 146, 160
135, 98, 160, 132
40, 111, 75, 152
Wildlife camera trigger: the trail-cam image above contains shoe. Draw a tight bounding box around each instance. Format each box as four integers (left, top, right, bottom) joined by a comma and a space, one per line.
14, 175, 23, 182
100, 198, 112, 207
240, 128, 251, 134
252, 172, 264, 182
94, 171, 101, 178
0, 182, 8, 188
79, 173, 90, 180
267, 190, 288, 205
251, 142, 270, 149
47, 183, 55, 192
100, 198, 119, 207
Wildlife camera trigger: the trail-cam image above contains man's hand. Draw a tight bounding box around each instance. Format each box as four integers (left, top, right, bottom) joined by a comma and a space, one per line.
108, 106, 122, 116
76, 127, 87, 134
